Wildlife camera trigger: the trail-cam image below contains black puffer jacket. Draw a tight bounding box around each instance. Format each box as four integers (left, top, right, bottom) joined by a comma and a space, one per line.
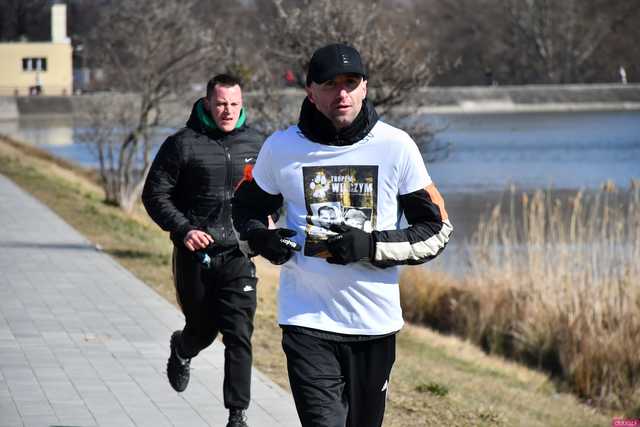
142, 99, 263, 248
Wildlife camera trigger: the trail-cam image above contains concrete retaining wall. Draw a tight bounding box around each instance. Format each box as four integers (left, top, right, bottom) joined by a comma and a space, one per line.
0, 97, 19, 120
411, 83, 640, 113
16, 96, 73, 115
2, 83, 639, 119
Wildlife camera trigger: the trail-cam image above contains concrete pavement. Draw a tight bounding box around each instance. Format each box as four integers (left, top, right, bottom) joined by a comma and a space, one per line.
0, 173, 300, 427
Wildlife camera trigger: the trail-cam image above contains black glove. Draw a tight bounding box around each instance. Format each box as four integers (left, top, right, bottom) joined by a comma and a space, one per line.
247, 228, 301, 265
326, 224, 373, 265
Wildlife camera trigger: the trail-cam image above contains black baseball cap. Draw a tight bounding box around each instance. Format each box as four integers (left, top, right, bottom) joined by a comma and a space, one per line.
306, 43, 367, 86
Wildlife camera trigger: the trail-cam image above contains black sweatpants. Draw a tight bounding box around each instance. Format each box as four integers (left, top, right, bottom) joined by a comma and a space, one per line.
172, 245, 257, 409
282, 329, 396, 427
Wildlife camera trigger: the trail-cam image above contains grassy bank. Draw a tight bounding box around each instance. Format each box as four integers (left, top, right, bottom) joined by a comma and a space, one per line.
401, 185, 640, 415
0, 135, 612, 426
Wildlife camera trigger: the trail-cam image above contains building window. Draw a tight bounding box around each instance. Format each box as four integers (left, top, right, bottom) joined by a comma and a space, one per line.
22, 57, 47, 72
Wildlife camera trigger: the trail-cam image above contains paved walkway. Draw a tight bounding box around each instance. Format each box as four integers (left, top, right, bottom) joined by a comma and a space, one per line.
0, 174, 300, 427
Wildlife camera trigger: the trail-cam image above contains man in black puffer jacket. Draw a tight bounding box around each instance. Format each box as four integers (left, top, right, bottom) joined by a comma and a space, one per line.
142, 74, 262, 427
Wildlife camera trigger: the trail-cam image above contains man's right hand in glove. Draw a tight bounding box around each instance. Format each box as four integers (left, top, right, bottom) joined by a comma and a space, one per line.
247, 228, 301, 265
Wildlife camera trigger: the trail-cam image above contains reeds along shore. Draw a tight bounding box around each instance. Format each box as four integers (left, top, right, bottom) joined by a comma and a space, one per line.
400, 181, 640, 413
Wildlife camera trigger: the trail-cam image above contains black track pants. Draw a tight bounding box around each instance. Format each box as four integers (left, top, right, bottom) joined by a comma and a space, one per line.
282, 329, 396, 427
172, 246, 257, 409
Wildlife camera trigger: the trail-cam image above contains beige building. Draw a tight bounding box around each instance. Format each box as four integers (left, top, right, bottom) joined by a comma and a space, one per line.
0, 4, 72, 96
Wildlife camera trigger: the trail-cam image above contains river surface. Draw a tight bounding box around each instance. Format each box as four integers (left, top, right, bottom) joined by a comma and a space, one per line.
422, 110, 640, 193
1, 110, 638, 274
1, 110, 638, 192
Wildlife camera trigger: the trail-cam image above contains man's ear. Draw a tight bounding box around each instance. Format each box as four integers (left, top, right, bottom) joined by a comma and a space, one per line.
362, 79, 367, 98
306, 86, 316, 104
203, 97, 211, 112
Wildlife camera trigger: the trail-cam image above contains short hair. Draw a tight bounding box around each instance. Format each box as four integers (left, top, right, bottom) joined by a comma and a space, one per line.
206, 74, 242, 99
344, 209, 366, 220
318, 205, 336, 215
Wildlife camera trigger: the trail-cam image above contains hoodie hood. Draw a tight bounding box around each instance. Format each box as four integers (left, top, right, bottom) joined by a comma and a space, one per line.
297, 97, 378, 146
186, 98, 247, 139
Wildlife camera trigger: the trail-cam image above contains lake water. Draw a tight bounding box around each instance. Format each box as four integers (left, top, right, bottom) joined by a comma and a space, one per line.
0, 116, 173, 169
423, 110, 640, 193
1, 110, 638, 193
1, 110, 638, 274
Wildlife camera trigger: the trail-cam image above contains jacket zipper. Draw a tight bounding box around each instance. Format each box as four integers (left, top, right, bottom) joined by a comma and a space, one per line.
221, 142, 233, 242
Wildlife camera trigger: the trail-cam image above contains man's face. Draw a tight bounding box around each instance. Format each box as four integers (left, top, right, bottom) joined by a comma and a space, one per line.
306, 74, 367, 129
319, 207, 337, 222
205, 84, 243, 132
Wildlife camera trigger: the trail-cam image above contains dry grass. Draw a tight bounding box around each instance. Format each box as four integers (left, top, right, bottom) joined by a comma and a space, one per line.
1, 135, 614, 425
385, 324, 609, 426
401, 184, 640, 413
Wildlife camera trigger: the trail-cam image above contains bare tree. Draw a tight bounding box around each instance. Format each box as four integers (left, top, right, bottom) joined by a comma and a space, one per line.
247, 0, 440, 156
591, 1, 640, 83
409, 0, 505, 86
79, 94, 128, 201
267, 0, 434, 113
85, 0, 228, 213
501, 0, 640, 83
408, 0, 640, 85
0, 0, 103, 43
0, 0, 49, 41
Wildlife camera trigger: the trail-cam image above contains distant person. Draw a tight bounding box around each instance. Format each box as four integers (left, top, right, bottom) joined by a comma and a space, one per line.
284, 69, 297, 86
233, 43, 453, 427
620, 66, 628, 84
142, 74, 263, 427
484, 67, 497, 86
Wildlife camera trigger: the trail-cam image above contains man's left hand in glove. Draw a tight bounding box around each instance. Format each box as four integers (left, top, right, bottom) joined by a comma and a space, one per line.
326, 224, 373, 265
247, 228, 302, 265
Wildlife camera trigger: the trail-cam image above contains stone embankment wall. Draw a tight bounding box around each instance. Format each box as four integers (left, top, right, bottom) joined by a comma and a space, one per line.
0, 97, 19, 120
410, 83, 640, 113
1, 83, 639, 121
